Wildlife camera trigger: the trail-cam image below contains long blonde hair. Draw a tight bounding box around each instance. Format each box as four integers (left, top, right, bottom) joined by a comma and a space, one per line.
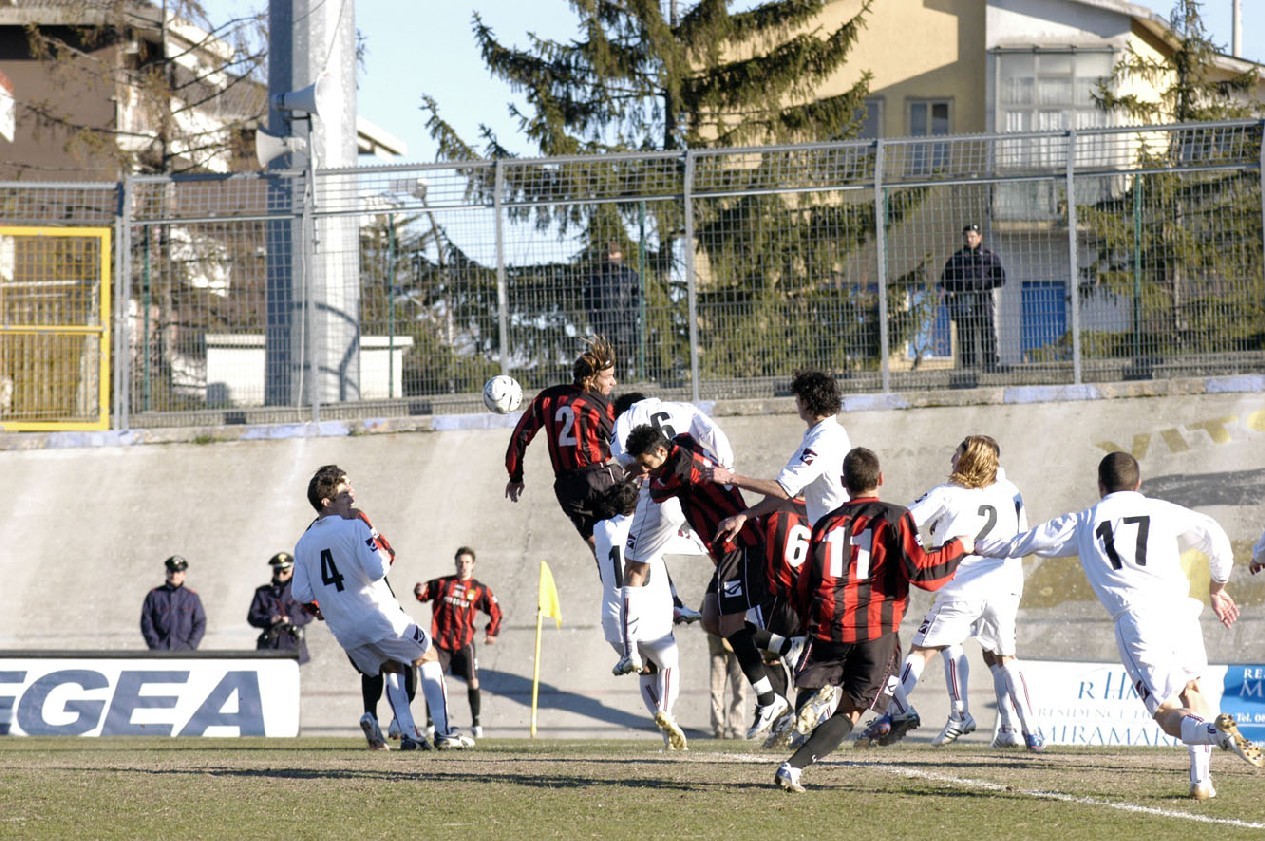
949, 435, 999, 489
572, 335, 617, 391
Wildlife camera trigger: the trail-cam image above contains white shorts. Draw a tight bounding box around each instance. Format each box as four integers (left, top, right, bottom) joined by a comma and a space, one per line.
912, 593, 1019, 656
606, 632, 679, 671
345, 623, 431, 676
602, 579, 675, 647
1114, 599, 1208, 715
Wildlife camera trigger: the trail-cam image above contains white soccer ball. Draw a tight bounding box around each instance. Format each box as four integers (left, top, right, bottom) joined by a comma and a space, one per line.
482, 374, 523, 414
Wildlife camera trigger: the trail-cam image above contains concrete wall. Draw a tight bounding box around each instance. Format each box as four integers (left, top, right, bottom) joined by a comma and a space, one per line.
2, 379, 1263, 742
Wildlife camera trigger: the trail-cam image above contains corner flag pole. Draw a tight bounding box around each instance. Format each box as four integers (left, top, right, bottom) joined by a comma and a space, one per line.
530, 560, 562, 738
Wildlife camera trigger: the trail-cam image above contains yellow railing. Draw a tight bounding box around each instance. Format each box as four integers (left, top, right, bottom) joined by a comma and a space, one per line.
0, 226, 111, 431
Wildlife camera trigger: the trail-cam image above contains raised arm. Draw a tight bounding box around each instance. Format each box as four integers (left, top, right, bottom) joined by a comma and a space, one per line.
505, 400, 544, 501
975, 510, 1081, 560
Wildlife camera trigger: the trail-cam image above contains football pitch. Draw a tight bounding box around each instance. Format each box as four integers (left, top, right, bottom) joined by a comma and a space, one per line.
2, 738, 1263, 839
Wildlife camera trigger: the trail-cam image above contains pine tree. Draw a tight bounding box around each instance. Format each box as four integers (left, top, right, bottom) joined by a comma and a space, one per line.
421, 1, 909, 384
1084, 0, 1264, 362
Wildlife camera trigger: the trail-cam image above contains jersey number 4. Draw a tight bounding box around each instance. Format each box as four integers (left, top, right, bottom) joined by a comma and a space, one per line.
320, 548, 346, 591
1095, 516, 1150, 569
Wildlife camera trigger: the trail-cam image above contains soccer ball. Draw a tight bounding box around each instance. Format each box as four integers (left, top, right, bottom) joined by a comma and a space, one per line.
482, 374, 523, 414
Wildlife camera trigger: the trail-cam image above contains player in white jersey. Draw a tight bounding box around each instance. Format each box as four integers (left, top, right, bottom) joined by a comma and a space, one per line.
706, 370, 849, 671
612, 393, 731, 596
709, 369, 850, 533
594, 480, 686, 749
292, 465, 473, 751
609, 393, 722, 666
861, 436, 1043, 751
975, 451, 1263, 799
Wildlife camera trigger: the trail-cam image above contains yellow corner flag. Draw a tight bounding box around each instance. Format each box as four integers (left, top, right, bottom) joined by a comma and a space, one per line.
538, 559, 563, 628
531, 560, 562, 738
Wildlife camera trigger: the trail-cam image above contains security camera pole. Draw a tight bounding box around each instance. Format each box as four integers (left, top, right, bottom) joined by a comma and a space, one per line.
264, 0, 360, 411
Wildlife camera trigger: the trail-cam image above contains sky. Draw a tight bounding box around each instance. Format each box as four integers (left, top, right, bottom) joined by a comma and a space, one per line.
203, 1, 1265, 165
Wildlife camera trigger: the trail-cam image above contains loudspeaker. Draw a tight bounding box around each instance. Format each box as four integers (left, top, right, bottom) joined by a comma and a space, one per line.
254, 130, 306, 169
271, 76, 323, 116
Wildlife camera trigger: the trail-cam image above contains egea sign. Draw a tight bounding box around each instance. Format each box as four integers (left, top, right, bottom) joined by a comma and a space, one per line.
0, 657, 300, 737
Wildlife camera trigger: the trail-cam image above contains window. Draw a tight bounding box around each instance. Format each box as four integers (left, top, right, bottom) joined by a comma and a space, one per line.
995, 49, 1114, 168
857, 98, 883, 139
993, 49, 1116, 217
907, 99, 951, 175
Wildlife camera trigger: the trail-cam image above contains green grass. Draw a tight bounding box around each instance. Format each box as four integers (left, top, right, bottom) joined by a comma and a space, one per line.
1, 738, 1262, 840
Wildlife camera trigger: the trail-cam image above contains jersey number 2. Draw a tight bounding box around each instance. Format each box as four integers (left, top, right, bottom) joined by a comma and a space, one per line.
556, 405, 577, 447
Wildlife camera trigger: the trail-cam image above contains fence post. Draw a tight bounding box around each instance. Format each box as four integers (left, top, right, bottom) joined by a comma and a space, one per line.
302, 135, 318, 422
115, 178, 133, 430
682, 150, 700, 403
1259, 119, 1265, 274
874, 140, 890, 392
494, 159, 510, 375
1066, 129, 1081, 385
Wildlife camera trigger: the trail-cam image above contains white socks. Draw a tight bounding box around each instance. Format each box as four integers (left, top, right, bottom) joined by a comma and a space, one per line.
891, 652, 927, 713
1189, 744, 1213, 786
943, 645, 969, 717
999, 660, 1038, 735
620, 585, 643, 656
385, 670, 417, 737
991, 664, 1016, 729
419, 659, 451, 735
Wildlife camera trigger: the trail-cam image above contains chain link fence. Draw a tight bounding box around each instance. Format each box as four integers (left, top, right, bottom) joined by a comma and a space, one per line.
3, 120, 1262, 429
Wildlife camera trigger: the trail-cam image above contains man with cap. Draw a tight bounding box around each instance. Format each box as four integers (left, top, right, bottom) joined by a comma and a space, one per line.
247, 551, 312, 663
140, 555, 207, 650
939, 222, 1006, 372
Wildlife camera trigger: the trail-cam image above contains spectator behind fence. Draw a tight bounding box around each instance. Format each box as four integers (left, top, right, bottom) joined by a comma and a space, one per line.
247, 551, 312, 664
584, 241, 641, 371
939, 222, 1006, 372
140, 555, 207, 650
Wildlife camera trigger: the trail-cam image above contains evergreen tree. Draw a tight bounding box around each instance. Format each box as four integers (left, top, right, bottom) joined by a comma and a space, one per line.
1084, 0, 1264, 361
421, 1, 916, 382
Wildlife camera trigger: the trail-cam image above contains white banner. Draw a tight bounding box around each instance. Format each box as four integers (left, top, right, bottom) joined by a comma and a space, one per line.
1019, 659, 1265, 747
0, 656, 301, 737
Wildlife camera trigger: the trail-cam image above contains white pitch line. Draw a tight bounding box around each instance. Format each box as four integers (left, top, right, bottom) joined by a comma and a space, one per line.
864, 762, 1265, 830
708, 752, 1265, 829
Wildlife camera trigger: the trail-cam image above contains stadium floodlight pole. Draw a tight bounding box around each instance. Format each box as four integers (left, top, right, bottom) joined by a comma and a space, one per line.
266, 0, 359, 413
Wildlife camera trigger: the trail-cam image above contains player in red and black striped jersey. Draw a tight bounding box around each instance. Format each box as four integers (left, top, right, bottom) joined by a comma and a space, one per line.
504, 336, 626, 553
414, 546, 503, 737
763, 500, 811, 604
774, 448, 973, 793
750, 499, 813, 708
624, 424, 791, 741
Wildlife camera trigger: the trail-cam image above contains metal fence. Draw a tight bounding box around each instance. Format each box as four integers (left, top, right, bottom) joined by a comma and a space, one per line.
4, 119, 1264, 429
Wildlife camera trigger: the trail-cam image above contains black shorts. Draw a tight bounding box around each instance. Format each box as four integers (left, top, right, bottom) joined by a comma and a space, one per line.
706, 543, 768, 616
795, 632, 901, 715
757, 595, 802, 638
553, 463, 626, 541
437, 643, 477, 682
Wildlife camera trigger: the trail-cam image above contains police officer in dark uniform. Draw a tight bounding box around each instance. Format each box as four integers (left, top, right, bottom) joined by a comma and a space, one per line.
939, 222, 1007, 371
247, 551, 312, 663
140, 555, 207, 650
584, 241, 642, 370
